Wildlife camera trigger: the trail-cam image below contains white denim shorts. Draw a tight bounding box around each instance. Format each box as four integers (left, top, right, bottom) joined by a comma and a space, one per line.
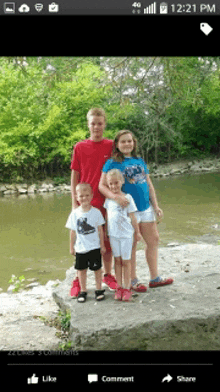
135, 204, 156, 223
109, 236, 133, 260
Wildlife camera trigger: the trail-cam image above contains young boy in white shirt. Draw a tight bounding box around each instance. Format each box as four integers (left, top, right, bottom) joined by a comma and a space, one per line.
66, 183, 106, 303
104, 169, 141, 301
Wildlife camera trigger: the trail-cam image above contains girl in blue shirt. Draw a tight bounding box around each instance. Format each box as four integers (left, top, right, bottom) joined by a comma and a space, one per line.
99, 130, 173, 291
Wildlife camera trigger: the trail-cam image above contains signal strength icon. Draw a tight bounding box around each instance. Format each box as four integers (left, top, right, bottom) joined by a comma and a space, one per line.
144, 2, 157, 14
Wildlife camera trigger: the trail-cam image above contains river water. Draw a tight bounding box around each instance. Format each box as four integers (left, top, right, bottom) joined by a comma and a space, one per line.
1, 172, 220, 291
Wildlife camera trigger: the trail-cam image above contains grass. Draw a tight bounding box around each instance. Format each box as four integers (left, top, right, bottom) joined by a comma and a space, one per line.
34, 310, 72, 350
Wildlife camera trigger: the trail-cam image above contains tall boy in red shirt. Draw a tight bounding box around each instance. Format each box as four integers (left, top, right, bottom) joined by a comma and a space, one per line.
70, 108, 117, 296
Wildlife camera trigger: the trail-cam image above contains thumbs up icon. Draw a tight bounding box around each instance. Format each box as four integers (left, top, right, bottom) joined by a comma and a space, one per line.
27, 374, 39, 384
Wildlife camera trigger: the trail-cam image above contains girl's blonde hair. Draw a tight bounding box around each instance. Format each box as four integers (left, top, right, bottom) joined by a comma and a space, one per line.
111, 130, 138, 162
106, 169, 125, 184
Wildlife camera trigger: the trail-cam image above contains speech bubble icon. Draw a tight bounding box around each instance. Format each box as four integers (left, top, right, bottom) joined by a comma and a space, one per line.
88, 374, 98, 383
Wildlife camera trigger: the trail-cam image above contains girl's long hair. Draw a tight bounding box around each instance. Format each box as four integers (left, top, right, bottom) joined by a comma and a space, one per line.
111, 130, 139, 162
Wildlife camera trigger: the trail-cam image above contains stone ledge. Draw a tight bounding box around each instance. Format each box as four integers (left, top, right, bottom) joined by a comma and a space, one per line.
52, 244, 220, 350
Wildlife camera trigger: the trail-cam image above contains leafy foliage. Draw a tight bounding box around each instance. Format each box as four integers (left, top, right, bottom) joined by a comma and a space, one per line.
0, 56, 220, 181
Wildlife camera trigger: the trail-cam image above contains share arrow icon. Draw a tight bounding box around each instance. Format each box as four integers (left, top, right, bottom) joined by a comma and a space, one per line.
161, 374, 173, 383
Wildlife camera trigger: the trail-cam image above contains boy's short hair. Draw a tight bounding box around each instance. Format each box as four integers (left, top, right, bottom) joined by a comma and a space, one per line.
106, 169, 125, 184
76, 183, 93, 193
87, 108, 106, 122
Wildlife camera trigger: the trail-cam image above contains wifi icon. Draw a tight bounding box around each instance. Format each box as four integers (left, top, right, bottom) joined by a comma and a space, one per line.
35, 3, 43, 12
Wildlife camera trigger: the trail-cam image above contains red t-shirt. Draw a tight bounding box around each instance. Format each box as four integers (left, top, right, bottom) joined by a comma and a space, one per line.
70, 138, 113, 208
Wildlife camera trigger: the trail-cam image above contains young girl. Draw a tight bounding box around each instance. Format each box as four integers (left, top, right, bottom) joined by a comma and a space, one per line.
104, 169, 141, 301
99, 130, 173, 291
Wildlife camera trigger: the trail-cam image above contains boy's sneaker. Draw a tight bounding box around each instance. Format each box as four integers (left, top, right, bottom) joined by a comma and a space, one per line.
69, 277, 81, 298
115, 286, 123, 301
103, 273, 117, 291
122, 288, 132, 302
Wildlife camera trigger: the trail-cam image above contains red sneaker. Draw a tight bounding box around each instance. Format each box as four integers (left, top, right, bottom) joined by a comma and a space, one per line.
115, 286, 123, 301
69, 277, 81, 298
122, 288, 132, 302
103, 273, 117, 291
149, 277, 174, 288
130, 282, 147, 292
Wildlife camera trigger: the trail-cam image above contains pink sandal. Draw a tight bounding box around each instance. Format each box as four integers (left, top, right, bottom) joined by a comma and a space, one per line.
122, 289, 132, 302
115, 286, 123, 301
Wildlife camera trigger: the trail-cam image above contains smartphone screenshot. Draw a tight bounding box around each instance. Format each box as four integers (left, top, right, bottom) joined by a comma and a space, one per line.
0, 0, 219, 388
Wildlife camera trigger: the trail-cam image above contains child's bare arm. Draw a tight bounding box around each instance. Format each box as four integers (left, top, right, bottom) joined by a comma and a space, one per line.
129, 212, 142, 241
146, 174, 163, 221
104, 210, 109, 240
70, 230, 76, 255
98, 225, 106, 255
71, 170, 80, 209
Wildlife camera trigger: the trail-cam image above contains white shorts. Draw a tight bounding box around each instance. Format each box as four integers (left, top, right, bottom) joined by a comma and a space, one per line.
109, 236, 133, 260
135, 204, 156, 223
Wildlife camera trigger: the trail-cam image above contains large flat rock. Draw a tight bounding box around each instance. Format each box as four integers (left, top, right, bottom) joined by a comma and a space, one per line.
52, 244, 220, 350
0, 281, 60, 350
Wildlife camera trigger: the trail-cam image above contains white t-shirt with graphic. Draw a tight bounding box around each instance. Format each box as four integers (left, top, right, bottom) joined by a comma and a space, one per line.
104, 193, 137, 239
65, 206, 105, 254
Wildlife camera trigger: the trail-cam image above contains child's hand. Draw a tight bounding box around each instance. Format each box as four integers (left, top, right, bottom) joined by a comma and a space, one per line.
70, 247, 76, 256
155, 207, 164, 222
114, 194, 129, 208
101, 246, 106, 255
135, 232, 142, 242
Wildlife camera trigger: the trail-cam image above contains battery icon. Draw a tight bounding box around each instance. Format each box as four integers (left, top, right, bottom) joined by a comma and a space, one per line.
160, 2, 168, 13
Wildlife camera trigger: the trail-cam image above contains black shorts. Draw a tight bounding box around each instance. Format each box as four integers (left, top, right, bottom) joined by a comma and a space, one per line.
75, 248, 102, 271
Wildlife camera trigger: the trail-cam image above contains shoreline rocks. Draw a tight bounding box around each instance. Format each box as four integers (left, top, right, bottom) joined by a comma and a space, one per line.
0, 157, 219, 196
0, 182, 72, 196
149, 157, 220, 178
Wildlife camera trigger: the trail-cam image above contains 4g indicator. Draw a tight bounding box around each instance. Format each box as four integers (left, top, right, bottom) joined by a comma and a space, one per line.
171, 3, 216, 13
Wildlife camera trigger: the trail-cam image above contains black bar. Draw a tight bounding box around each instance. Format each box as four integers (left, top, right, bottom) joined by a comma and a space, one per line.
0, 15, 218, 56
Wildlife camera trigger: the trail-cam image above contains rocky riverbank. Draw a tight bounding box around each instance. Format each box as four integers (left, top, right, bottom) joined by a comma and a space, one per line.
0, 182, 71, 196
149, 156, 220, 178
0, 157, 219, 196
1, 243, 219, 351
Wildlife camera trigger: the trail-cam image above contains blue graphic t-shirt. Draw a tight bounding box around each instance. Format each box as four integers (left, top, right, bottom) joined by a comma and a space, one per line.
102, 157, 150, 211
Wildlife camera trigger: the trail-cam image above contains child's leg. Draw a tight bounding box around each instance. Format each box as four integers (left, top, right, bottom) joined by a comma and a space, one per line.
114, 257, 122, 287
131, 238, 138, 282
99, 207, 113, 276
122, 259, 131, 289
78, 269, 87, 292
121, 256, 132, 302
139, 222, 159, 280
94, 268, 102, 290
